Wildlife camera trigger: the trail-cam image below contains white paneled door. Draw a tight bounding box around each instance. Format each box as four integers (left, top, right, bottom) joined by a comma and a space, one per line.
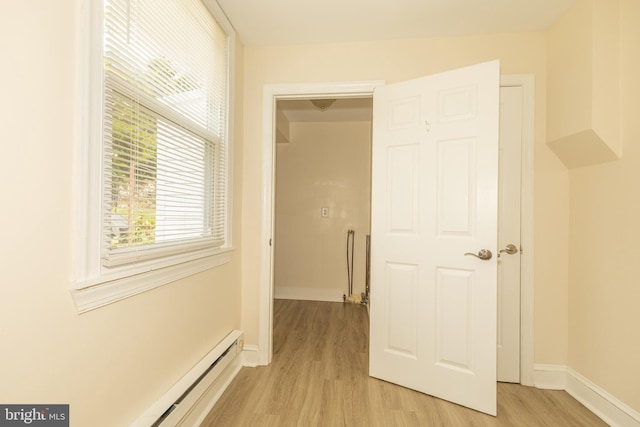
369, 61, 500, 415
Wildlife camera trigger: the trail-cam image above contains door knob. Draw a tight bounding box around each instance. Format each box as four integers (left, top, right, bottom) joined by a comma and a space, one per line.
499, 244, 518, 255
464, 249, 493, 260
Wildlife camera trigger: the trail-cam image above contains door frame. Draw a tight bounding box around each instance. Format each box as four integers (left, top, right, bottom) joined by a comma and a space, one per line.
256, 76, 535, 386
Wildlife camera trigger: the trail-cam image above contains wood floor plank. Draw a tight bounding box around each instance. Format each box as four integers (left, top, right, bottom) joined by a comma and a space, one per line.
203, 300, 607, 426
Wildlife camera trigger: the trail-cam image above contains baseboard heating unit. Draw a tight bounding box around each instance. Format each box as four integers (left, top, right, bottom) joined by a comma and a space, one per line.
133, 330, 243, 427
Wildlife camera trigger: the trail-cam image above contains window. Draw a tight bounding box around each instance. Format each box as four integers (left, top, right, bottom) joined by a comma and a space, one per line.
73, 0, 234, 312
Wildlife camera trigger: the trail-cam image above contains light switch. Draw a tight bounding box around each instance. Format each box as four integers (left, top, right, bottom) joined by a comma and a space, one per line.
321, 207, 329, 218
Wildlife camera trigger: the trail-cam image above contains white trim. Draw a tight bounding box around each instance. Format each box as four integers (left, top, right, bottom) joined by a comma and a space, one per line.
258, 77, 535, 388
566, 368, 640, 427
241, 345, 260, 368
274, 286, 344, 302
76, 0, 104, 283
501, 74, 536, 386
533, 365, 640, 427
101, 238, 225, 268
533, 364, 567, 390
258, 81, 385, 366
71, 251, 232, 313
205, 0, 237, 252
258, 86, 275, 366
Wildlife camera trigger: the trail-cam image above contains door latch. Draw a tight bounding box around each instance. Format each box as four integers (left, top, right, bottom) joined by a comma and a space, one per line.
499, 244, 518, 255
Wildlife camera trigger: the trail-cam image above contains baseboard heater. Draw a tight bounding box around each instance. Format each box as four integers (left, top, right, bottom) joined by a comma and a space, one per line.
133, 330, 243, 427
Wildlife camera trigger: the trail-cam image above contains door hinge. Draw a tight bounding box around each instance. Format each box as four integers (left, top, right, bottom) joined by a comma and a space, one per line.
269, 238, 272, 247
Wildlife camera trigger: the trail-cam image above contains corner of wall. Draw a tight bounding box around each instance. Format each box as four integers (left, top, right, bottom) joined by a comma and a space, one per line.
546, 0, 621, 169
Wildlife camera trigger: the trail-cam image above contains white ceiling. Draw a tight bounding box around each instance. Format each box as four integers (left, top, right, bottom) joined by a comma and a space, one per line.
217, 0, 575, 47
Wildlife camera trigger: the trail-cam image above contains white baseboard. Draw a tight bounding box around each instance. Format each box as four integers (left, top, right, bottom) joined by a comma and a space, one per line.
533, 364, 567, 390
242, 344, 260, 367
533, 364, 640, 427
274, 286, 344, 302
566, 368, 640, 427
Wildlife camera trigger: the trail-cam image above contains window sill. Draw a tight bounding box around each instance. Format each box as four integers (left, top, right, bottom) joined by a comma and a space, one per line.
71, 249, 232, 313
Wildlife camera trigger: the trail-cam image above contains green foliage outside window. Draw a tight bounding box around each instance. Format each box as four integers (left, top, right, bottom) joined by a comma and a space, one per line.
106, 57, 199, 249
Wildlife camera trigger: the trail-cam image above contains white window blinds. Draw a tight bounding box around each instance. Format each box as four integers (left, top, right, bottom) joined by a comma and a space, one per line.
102, 0, 229, 267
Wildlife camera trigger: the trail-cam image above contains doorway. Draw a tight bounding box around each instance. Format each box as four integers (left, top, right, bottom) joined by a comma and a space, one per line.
258, 77, 534, 386
273, 98, 373, 304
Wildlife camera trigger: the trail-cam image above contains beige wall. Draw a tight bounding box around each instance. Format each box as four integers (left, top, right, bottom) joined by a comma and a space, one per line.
0, 2, 244, 426
12, 0, 638, 420
240, 32, 571, 368
546, 0, 620, 169
546, 0, 593, 144
275, 121, 371, 299
566, 0, 640, 412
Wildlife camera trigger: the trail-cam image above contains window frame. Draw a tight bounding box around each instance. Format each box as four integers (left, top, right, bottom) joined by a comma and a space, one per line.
73, 0, 235, 313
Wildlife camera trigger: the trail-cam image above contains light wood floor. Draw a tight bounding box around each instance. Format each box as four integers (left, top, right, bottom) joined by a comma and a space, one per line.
203, 300, 606, 426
